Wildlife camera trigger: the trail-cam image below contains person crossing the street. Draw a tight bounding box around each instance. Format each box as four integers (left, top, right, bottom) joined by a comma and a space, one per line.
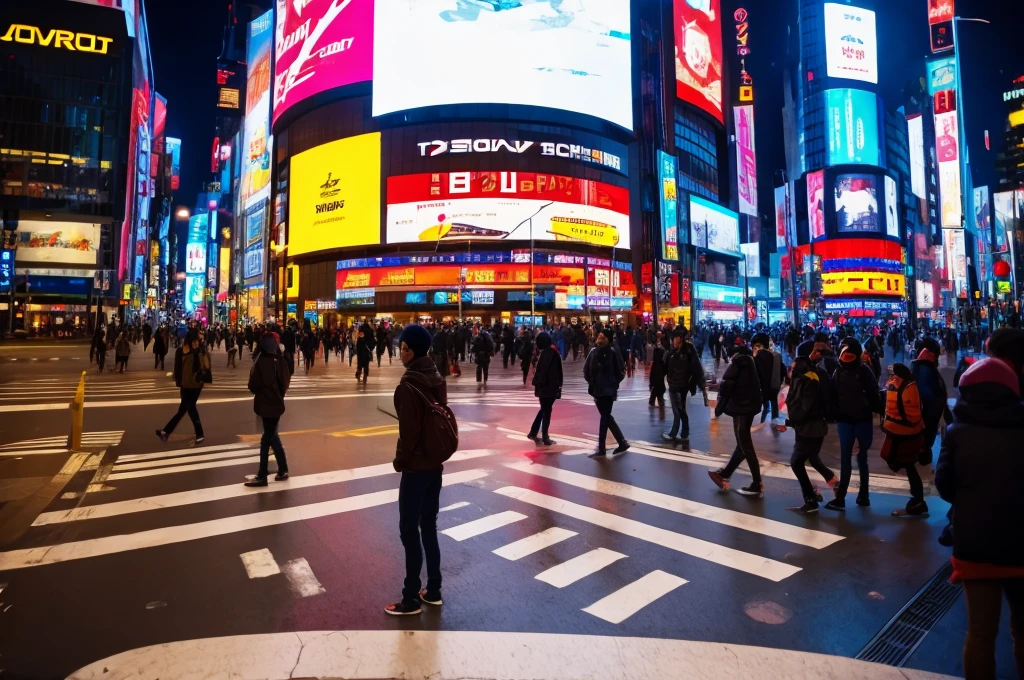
517, 327, 535, 385
472, 327, 494, 385
156, 329, 211, 445
826, 338, 882, 510
785, 354, 838, 513
243, 332, 291, 487
708, 341, 765, 497
356, 323, 375, 383
662, 329, 703, 442
526, 331, 561, 447
584, 328, 629, 458
880, 363, 929, 517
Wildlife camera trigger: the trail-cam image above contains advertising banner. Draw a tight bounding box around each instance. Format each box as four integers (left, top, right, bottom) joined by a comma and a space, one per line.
885, 175, 898, 239
928, 0, 955, 53
907, 115, 926, 199
373, 0, 632, 130
185, 274, 205, 313
740, 242, 760, 277
825, 89, 880, 166
219, 245, 230, 296
673, 0, 723, 123
823, 3, 877, 84
14, 221, 99, 265
386, 171, 630, 249
240, 11, 273, 211
185, 242, 207, 274
927, 56, 957, 96
936, 110, 962, 227
821, 271, 905, 297
274, 0, 373, 126
835, 173, 879, 234
166, 137, 181, 190
993, 190, 1013, 253
774, 185, 787, 249
658, 151, 679, 260
290, 132, 382, 256
807, 170, 825, 240
734, 104, 758, 216
946, 228, 967, 283
689, 195, 739, 256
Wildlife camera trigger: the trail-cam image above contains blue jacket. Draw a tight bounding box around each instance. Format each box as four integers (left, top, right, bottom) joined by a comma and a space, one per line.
911, 358, 947, 427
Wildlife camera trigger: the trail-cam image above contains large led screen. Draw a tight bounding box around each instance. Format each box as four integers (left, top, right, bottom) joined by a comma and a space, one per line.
674, 0, 723, 124
734, 104, 758, 215
689, 195, 739, 257
824, 3, 877, 84
936, 110, 962, 227
927, 56, 957, 96
993, 190, 1013, 253
185, 274, 205, 313
185, 242, 207, 274
825, 89, 879, 166
372, 0, 633, 130
273, 0, 373, 126
774, 185, 787, 249
908, 115, 926, 199
386, 171, 630, 249
885, 175, 898, 239
289, 132, 382, 256
835, 173, 879, 233
822, 271, 905, 297
14, 221, 99, 266
240, 11, 273, 211
658, 151, 679, 260
807, 170, 825, 241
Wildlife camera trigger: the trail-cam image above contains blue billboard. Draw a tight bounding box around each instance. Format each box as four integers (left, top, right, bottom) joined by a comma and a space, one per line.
824, 89, 880, 167
658, 151, 679, 260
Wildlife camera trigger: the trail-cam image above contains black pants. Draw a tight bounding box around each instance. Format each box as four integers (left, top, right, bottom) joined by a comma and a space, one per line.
790, 435, 834, 502
898, 463, 925, 503
521, 360, 530, 384
761, 389, 780, 422
356, 359, 370, 381
399, 468, 443, 603
258, 416, 288, 478
97, 352, 106, 372
502, 347, 512, 368
529, 397, 555, 440
649, 387, 665, 408
154, 353, 166, 370
476, 361, 489, 382
163, 388, 204, 437
721, 413, 760, 485
227, 348, 237, 368
595, 396, 625, 451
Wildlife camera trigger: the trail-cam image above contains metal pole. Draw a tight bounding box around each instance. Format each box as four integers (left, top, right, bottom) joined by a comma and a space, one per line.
786, 180, 799, 327
530, 218, 535, 327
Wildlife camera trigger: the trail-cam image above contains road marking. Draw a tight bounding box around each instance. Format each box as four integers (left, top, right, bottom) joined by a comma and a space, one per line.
106, 455, 263, 481
442, 511, 528, 542
116, 442, 254, 462
0, 391, 395, 413
503, 462, 843, 550
112, 448, 260, 471
240, 549, 280, 578
329, 425, 398, 438
492, 527, 578, 561
495, 486, 801, 582
439, 502, 470, 513
0, 469, 488, 570
282, 558, 325, 597
582, 570, 688, 624
534, 548, 627, 588
33, 449, 500, 526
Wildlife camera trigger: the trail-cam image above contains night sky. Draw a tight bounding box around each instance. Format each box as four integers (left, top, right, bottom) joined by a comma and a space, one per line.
144, 0, 1021, 214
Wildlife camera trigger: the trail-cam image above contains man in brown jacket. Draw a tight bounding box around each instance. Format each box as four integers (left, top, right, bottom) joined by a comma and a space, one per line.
385, 324, 447, 616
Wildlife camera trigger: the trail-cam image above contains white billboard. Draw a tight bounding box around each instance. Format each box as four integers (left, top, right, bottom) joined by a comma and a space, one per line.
885, 175, 899, 239
936, 109, 962, 227
908, 114, 927, 199
14, 221, 100, 266
734, 105, 758, 216
824, 3, 878, 84
185, 242, 207, 275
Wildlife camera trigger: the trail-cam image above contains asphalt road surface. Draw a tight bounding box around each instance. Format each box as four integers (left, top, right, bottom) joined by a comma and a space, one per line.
0, 340, 1013, 679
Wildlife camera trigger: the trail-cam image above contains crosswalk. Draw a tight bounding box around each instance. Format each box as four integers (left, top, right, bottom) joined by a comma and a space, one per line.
0, 430, 124, 456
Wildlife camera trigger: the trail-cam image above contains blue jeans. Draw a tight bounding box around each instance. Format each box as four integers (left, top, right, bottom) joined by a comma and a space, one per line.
668, 389, 689, 438
836, 420, 873, 499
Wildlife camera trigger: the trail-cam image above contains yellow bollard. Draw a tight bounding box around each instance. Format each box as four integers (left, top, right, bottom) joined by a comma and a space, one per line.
69, 370, 86, 451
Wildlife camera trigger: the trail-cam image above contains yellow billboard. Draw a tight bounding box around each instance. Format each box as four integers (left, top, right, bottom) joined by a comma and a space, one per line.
822, 272, 905, 297
289, 132, 381, 256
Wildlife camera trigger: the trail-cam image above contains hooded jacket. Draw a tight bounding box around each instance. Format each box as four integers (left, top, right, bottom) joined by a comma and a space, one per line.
935, 358, 1024, 580
716, 348, 763, 417
911, 351, 948, 428
832, 345, 882, 423
356, 325, 376, 362
786, 357, 828, 438
665, 341, 702, 394
584, 344, 625, 399
532, 333, 563, 400
393, 356, 449, 472
880, 363, 923, 436
248, 336, 290, 418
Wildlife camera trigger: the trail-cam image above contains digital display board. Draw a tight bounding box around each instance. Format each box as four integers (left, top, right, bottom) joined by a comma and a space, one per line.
674, 0, 723, 123
993, 190, 1013, 253
244, 242, 263, 281
734, 104, 758, 215
240, 12, 273, 213
273, 0, 373, 126
741, 242, 760, 277
907, 115, 927, 199
822, 271, 905, 297
774, 185, 787, 249
185, 274, 205, 313
885, 176, 898, 239
807, 170, 825, 241
835, 174, 879, 234
290, 132, 382, 256
824, 3, 877, 84
928, 0, 954, 53
935, 110, 961, 227
386, 171, 630, 249
658, 151, 679, 260
373, 0, 633, 130
14, 222, 99, 266
166, 137, 181, 190
405, 292, 427, 305
185, 242, 207, 274
927, 57, 957, 96
689, 195, 739, 256
825, 89, 879, 166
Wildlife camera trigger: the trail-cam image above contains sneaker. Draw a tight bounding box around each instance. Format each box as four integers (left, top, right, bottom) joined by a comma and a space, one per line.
612, 442, 630, 455
814, 490, 824, 503
708, 469, 730, 491
588, 450, 607, 459
892, 501, 929, 518
541, 439, 556, 447
856, 495, 871, 507
661, 432, 677, 442
275, 472, 289, 481
244, 476, 268, 487
526, 433, 539, 442
937, 525, 953, 547
824, 498, 846, 512
155, 429, 168, 443
194, 437, 205, 445
788, 501, 819, 514
736, 482, 764, 498
419, 590, 442, 606
384, 600, 422, 616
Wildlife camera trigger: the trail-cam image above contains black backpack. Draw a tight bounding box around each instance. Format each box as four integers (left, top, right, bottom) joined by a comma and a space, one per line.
403, 383, 459, 462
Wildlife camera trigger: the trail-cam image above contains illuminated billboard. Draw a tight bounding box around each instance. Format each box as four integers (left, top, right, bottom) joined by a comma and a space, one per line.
658, 151, 679, 260
674, 0, 723, 123
185, 242, 207, 274
927, 56, 957, 96
185, 274, 205, 313
774, 185, 787, 249
273, 0, 373, 126
936, 110, 962, 227
373, 0, 633, 130
689, 195, 739, 257
734, 104, 758, 215
387, 171, 630, 249
822, 271, 905, 297
825, 89, 879, 166
807, 170, 825, 240
993, 190, 1013, 253
14, 221, 99, 266
290, 132, 382, 256
241, 11, 273, 211
907, 115, 926, 199
835, 173, 879, 234
885, 175, 898, 239
166, 137, 181, 190
928, 0, 954, 53
824, 3, 877, 84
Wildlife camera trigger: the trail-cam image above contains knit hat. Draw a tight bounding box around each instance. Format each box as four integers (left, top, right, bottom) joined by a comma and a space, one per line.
535, 331, 552, 350
751, 332, 770, 348
958, 357, 1021, 398
840, 338, 863, 363
599, 328, 615, 342
399, 324, 432, 358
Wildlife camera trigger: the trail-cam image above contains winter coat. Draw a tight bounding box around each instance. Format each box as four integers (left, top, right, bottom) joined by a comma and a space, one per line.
831, 358, 883, 423
753, 348, 781, 393
584, 345, 625, 400
880, 365, 924, 437
115, 335, 131, 358
393, 356, 449, 472
532, 347, 563, 400
248, 338, 290, 418
665, 343, 702, 394
356, 328, 375, 363
911, 358, 948, 429
517, 337, 535, 362
716, 351, 763, 418
472, 332, 494, 365
153, 330, 168, 356
172, 348, 208, 389
786, 360, 828, 438
649, 345, 667, 395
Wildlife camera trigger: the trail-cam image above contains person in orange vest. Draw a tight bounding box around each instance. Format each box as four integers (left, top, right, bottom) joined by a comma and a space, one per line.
880, 363, 928, 517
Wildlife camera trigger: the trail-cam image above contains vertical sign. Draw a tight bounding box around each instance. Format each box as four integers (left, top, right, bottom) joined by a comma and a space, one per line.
807, 170, 826, 240
734, 7, 753, 102
774, 185, 787, 249
734, 105, 758, 216
928, 0, 955, 53
929, 56, 961, 228
658, 151, 679, 261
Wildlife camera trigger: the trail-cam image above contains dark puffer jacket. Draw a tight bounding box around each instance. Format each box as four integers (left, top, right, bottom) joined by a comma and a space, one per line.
716, 348, 763, 417
248, 337, 290, 418
584, 345, 625, 400
393, 356, 449, 472
532, 333, 563, 400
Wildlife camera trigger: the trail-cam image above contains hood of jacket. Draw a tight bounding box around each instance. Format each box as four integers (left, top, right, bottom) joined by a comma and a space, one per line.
258, 335, 278, 356
401, 355, 447, 404
953, 358, 1024, 427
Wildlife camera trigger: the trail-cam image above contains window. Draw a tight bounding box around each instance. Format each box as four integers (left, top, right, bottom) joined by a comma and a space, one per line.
674, 108, 720, 202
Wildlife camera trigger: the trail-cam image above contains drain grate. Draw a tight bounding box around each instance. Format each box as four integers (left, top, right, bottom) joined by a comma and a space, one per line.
856, 562, 963, 666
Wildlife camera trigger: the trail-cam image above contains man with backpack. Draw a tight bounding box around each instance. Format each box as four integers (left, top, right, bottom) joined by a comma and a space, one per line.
880, 363, 929, 517
825, 338, 882, 511
752, 333, 783, 426
786, 355, 838, 513
386, 325, 458, 616
662, 330, 703, 442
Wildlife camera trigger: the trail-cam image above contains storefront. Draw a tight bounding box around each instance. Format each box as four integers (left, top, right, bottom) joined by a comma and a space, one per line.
692, 282, 745, 324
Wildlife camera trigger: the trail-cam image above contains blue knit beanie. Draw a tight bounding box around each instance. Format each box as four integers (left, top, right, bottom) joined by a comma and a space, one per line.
399, 324, 432, 358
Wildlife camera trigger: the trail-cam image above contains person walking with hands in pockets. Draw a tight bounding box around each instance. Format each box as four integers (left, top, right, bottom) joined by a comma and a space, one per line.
584, 328, 629, 458
243, 332, 291, 487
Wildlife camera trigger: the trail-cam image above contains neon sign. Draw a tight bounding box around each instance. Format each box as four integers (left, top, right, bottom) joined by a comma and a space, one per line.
1, 24, 113, 54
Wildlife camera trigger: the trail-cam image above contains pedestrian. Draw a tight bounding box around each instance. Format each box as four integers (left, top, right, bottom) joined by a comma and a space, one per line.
472, 328, 494, 384
518, 328, 535, 385
385, 324, 458, 616
752, 333, 783, 425
785, 354, 838, 513
501, 324, 515, 369
114, 331, 131, 373
879, 363, 929, 517
225, 329, 238, 368
911, 338, 948, 466
430, 325, 450, 378
584, 329, 629, 458
935, 345, 1024, 679
153, 325, 168, 371
707, 343, 765, 497
526, 331, 561, 446
376, 322, 388, 367
156, 329, 211, 445
662, 330, 703, 441
301, 328, 316, 374
281, 321, 297, 375
243, 333, 291, 487
649, 331, 667, 409
142, 322, 152, 351
825, 338, 882, 511
356, 323, 375, 383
